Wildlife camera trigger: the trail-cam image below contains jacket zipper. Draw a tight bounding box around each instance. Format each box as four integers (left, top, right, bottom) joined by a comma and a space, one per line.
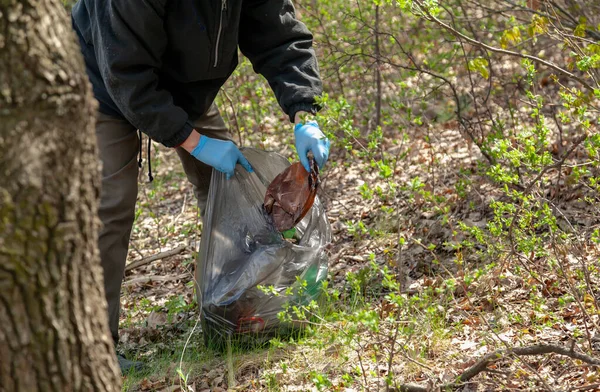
213, 0, 227, 67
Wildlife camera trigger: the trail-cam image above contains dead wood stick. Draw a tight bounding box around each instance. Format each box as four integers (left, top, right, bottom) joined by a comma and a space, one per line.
123, 273, 189, 287
457, 343, 600, 383
125, 244, 187, 272
573, 383, 600, 391
393, 343, 600, 391
396, 384, 429, 392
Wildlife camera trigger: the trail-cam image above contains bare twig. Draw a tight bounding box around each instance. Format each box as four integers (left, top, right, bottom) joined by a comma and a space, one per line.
392, 343, 600, 391
499, 0, 600, 40
123, 273, 190, 287
125, 244, 188, 272
386, 323, 400, 392
548, 0, 600, 40
414, 0, 597, 91
377, 31, 496, 163
524, 132, 588, 193
129, 241, 145, 261
550, 238, 598, 351
394, 384, 428, 392
302, 0, 347, 96
374, 3, 382, 130
573, 383, 600, 391
355, 339, 370, 389
456, 343, 600, 383
170, 192, 187, 228
221, 89, 243, 146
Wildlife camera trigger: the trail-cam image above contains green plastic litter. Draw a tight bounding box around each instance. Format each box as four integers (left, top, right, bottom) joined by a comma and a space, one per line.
282, 227, 296, 239
303, 264, 323, 298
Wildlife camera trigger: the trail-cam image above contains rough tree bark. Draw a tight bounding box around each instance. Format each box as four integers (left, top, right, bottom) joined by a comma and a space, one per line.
0, 0, 121, 391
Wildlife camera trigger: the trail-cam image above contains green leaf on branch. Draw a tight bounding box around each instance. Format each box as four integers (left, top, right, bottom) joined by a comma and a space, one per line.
468, 57, 490, 79
500, 26, 521, 49
395, 0, 413, 12
574, 17, 587, 38
528, 14, 549, 36
528, 14, 549, 43
576, 54, 600, 72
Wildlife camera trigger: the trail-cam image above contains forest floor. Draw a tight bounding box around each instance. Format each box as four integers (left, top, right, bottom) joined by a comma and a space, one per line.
118, 119, 600, 392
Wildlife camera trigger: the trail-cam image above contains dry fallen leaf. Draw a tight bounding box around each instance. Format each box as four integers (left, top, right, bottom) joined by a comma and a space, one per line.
157, 386, 180, 392
147, 311, 168, 329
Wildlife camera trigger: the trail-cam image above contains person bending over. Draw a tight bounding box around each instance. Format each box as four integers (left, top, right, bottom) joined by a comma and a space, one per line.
72, 0, 330, 372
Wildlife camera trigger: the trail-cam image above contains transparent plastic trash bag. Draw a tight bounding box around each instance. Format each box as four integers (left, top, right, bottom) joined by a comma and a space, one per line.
196, 148, 331, 349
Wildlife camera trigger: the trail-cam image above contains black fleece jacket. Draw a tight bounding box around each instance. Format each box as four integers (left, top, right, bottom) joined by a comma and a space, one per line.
72, 0, 322, 147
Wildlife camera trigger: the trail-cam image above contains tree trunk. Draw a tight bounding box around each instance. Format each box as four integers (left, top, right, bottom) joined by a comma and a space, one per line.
0, 0, 121, 391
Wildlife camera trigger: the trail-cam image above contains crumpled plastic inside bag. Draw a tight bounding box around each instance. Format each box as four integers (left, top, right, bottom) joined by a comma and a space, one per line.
196, 148, 331, 348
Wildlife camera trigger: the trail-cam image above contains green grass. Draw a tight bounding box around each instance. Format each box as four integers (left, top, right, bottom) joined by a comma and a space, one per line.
121, 333, 218, 391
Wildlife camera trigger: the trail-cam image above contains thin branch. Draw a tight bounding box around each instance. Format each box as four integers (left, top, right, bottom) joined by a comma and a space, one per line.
395, 384, 428, 392
524, 132, 588, 193
499, 0, 600, 40
125, 244, 187, 272
123, 273, 190, 287
221, 89, 243, 146
457, 343, 600, 383
355, 339, 370, 389
374, 3, 382, 130
378, 30, 496, 163
414, 0, 596, 91
392, 343, 600, 391
574, 383, 600, 391
386, 322, 400, 392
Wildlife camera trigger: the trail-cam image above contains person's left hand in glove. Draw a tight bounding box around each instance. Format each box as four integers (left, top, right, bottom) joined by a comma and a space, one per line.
294, 111, 330, 172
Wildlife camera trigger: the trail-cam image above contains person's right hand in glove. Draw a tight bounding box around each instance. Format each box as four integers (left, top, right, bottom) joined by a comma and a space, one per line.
180, 130, 253, 179
294, 120, 330, 173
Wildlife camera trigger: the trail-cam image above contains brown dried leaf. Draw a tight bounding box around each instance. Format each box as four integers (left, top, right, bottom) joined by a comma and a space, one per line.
147, 311, 168, 329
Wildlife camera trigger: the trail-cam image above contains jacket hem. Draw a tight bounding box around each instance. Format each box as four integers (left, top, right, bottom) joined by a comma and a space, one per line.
288, 101, 321, 123
164, 121, 194, 148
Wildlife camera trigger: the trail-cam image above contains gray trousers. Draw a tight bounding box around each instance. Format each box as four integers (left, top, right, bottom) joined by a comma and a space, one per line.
96, 104, 230, 344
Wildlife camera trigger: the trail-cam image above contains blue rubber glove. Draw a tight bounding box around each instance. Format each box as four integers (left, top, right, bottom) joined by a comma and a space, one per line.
294, 121, 330, 172
191, 136, 253, 179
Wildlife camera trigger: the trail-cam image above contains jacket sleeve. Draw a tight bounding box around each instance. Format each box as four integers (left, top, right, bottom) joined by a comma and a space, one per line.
89, 0, 193, 147
238, 0, 323, 122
